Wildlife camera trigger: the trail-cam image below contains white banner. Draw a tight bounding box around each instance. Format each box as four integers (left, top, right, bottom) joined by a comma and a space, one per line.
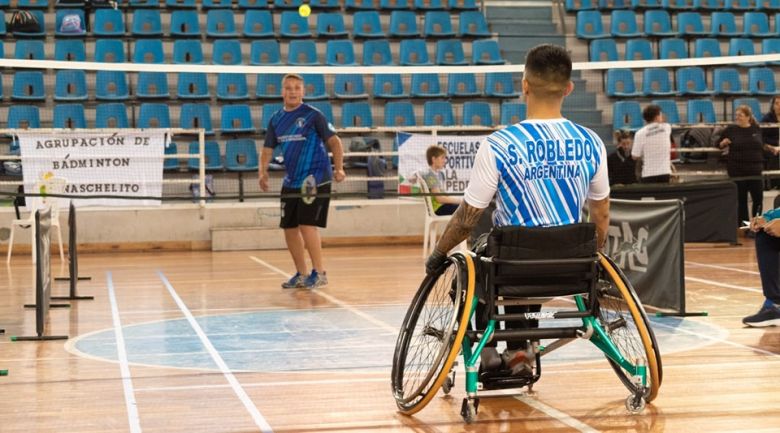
396, 132, 485, 195
18, 130, 167, 208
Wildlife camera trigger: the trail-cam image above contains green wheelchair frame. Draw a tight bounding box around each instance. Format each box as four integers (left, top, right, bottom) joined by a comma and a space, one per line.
391, 248, 662, 424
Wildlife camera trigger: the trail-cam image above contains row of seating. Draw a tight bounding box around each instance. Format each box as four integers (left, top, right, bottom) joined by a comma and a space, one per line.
0, 0, 479, 9
590, 36, 780, 60
613, 97, 766, 128
162, 139, 258, 172
567, 0, 777, 11
606, 66, 776, 97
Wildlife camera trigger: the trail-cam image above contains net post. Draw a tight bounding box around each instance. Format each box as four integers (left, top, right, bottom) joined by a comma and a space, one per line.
198, 128, 206, 212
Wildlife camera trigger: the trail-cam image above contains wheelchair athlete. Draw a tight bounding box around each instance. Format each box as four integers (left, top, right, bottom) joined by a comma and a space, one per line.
425, 43, 611, 379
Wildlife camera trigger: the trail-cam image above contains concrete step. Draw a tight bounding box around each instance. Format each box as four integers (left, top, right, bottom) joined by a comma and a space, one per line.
486, 6, 553, 21
562, 108, 605, 125
491, 22, 559, 36
211, 226, 286, 251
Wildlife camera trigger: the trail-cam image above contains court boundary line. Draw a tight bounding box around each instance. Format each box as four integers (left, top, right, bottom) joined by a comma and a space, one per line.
685, 276, 762, 293
107, 271, 143, 433
686, 261, 760, 276
157, 271, 274, 433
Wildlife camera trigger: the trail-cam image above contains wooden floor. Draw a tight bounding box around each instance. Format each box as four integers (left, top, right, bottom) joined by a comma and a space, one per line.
1, 241, 779, 433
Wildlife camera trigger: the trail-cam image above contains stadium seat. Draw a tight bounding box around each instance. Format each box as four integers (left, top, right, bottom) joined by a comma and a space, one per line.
485, 72, 520, 98
249, 40, 282, 65
255, 74, 283, 98
137, 103, 171, 128
373, 74, 408, 98
606, 69, 641, 97
423, 11, 455, 37
13, 10, 44, 37
651, 99, 680, 124
411, 73, 446, 97
7, 105, 40, 129
173, 39, 204, 64
202, 0, 234, 8
447, 73, 481, 97
414, 0, 445, 9
389, 11, 420, 37
131, 9, 162, 37
325, 40, 357, 66
423, 101, 455, 126
55, 9, 86, 37
308, 101, 334, 123
354, 11, 385, 37
761, 38, 780, 65
459, 11, 491, 37
625, 38, 653, 60
400, 39, 432, 66
170, 10, 201, 37
565, 0, 597, 9
748, 67, 777, 95
288, 40, 320, 65
0, 19, 6, 37
677, 67, 713, 95
12, 71, 45, 101
761, 0, 780, 9
180, 103, 214, 134
612, 100, 643, 130
225, 139, 259, 171
381, 0, 412, 8
677, 12, 707, 37
95, 103, 129, 128
575, 10, 609, 39
662, 0, 695, 10
341, 102, 373, 128
95, 71, 129, 101
280, 11, 311, 38
384, 101, 416, 126
177, 73, 211, 100
733, 98, 763, 119
686, 99, 716, 123
462, 101, 493, 127
713, 67, 747, 95
128, 0, 158, 7
163, 143, 180, 171
363, 39, 393, 65
14, 39, 44, 60
695, 0, 723, 9
590, 38, 618, 62
744, 12, 773, 37
243, 10, 275, 37
711, 12, 740, 37
206, 9, 238, 38
216, 73, 249, 100
54, 69, 88, 101
644, 10, 676, 37
610, 10, 642, 37
54, 39, 85, 61
642, 68, 676, 96
167, 0, 198, 8
53, 104, 86, 129
631, 0, 658, 7
728, 38, 760, 66
213, 39, 243, 65
500, 102, 527, 125
693, 38, 721, 58
133, 39, 164, 63
274, 0, 303, 8
659, 38, 688, 59
726, 0, 753, 10
189, 141, 224, 171
600, 0, 631, 7
311, 0, 340, 8
301, 74, 329, 99
220, 104, 256, 134
334, 74, 369, 99
435, 39, 468, 65
472, 39, 505, 64
136, 72, 170, 99
316, 13, 348, 37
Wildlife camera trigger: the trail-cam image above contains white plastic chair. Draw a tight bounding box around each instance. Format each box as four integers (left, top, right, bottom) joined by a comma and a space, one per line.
7, 178, 66, 264
416, 175, 466, 258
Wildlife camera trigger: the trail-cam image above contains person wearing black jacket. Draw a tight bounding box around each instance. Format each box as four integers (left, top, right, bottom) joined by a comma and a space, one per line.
760, 96, 780, 190
720, 104, 765, 227
607, 129, 637, 186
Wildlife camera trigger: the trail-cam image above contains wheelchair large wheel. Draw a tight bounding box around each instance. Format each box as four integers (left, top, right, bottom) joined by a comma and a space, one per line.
595, 254, 662, 402
391, 252, 475, 415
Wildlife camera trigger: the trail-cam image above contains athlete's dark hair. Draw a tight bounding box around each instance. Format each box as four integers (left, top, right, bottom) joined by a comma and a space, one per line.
524, 44, 572, 99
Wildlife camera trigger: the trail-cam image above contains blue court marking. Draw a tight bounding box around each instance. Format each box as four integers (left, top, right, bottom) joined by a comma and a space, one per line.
69, 306, 725, 373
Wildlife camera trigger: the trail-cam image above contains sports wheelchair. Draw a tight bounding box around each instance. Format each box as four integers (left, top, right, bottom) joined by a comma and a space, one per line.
391, 223, 662, 423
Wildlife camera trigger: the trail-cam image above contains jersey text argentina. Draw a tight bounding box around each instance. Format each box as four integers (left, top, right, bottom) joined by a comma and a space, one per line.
464, 119, 609, 227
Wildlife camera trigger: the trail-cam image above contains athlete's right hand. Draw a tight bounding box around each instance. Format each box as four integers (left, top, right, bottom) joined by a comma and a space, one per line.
259, 173, 269, 192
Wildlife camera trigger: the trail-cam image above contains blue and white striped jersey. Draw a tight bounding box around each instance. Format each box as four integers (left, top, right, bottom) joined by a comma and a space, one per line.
464, 119, 609, 228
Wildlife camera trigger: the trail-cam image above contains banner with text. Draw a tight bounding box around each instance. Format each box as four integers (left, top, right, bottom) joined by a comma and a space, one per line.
18, 130, 167, 208
396, 132, 485, 194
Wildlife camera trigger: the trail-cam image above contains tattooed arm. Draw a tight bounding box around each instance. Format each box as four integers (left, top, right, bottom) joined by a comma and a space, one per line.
435, 203, 486, 254
588, 197, 610, 250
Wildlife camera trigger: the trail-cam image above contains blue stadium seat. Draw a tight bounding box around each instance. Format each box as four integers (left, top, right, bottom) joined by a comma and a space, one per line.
54, 39, 85, 61
500, 102, 527, 125
95, 71, 129, 101
625, 38, 653, 60
711, 12, 740, 37
188, 141, 224, 171
311, 0, 340, 8
686, 99, 716, 123
644, 10, 676, 37
423, 101, 454, 126
250, 40, 282, 65
341, 102, 373, 128
677, 67, 713, 95
462, 101, 493, 127
13, 10, 44, 37
173, 39, 205, 64
414, 0, 445, 9
8, 106, 40, 129
613, 101, 643, 130
133, 39, 164, 63
373, 74, 408, 98
610, 10, 642, 37
389, 11, 420, 37
400, 39, 432, 66
301, 74, 329, 99
447, 73, 480, 97
363, 39, 393, 65
600, 0, 632, 8
54, 69, 88, 101
677, 12, 707, 37
280, 11, 311, 38
131, 9, 162, 37
384, 101, 416, 126
221, 104, 256, 134
177, 73, 211, 100
728, 38, 760, 66
693, 38, 721, 58
566, 0, 597, 9
167, 0, 198, 7
212, 39, 243, 65
137, 103, 171, 128
694, 0, 723, 9
354, 11, 385, 37
55, 0, 84, 7
725, 0, 753, 10
575, 10, 609, 39
607, 69, 641, 97
225, 139, 259, 171
662, 0, 695, 10
590, 38, 618, 62
762, 38, 780, 65
325, 40, 357, 66
216, 73, 249, 100
423, 11, 455, 37
262, 103, 283, 130
308, 101, 334, 123
762, 0, 780, 9
651, 99, 680, 124
316, 13, 348, 37
12, 71, 45, 101
170, 10, 201, 37
485, 72, 520, 98
53, 104, 86, 128
164, 143, 180, 171
459, 11, 491, 37
244, 10, 274, 37
381, 0, 412, 8
411, 73, 445, 97
435, 39, 467, 65
0, 19, 6, 37
256, 74, 283, 98
275, 0, 303, 8
136, 72, 170, 99
733, 98, 762, 119
659, 38, 688, 59
642, 68, 676, 96
713, 67, 747, 95
18, 0, 47, 8
288, 40, 320, 65
14, 39, 44, 60
744, 12, 773, 37
95, 103, 129, 128
128, 0, 159, 8
202, 0, 233, 8
180, 103, 214, 134
55, 9, 86, 37
333, 74, 368, 99
748, 67, 777, 95
472, 39, 505, 65
206, 9, 238, 38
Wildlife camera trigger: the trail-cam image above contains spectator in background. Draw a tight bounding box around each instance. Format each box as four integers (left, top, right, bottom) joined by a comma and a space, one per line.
744, 207, 780, 327
607, 130, 637, 186
760, 96, 780, 190
632, 104, 673, 183
419, 145, 461, 216
719, 105, 764, 229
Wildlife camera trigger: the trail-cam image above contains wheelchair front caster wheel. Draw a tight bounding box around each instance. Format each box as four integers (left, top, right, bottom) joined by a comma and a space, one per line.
442, 375, 454, 395
461, 397, 479, 423
625, 394, 646, 414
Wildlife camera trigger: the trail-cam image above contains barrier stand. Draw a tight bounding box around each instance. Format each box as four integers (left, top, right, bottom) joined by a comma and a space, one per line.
52, 202, 93, 301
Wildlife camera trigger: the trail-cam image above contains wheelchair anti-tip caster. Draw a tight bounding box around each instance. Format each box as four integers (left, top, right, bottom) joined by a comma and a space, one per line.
461, 397, 479, 423
625, 393, 646, 414
441, 370, 456, 395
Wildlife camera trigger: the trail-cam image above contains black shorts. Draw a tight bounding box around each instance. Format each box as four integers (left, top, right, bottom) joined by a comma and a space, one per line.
280, 183, 331, 229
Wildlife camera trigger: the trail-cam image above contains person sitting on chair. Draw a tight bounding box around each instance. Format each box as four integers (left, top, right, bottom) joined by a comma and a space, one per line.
419, 145, 461, 216
425, 44, 611, 377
